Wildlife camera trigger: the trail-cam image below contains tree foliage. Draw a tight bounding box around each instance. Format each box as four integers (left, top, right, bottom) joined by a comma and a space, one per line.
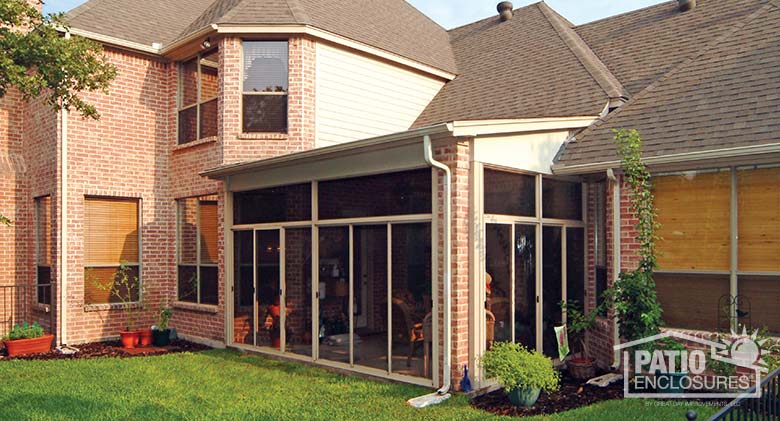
0, 0, 117, 119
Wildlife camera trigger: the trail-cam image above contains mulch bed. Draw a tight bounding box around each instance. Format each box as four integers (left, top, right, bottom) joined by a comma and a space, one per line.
0, 339, 209, 361
471, 372, 624, 417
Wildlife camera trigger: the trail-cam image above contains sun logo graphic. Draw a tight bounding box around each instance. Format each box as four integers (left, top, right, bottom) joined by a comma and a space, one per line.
716, 327, 770, 372
615, 330, 768, 399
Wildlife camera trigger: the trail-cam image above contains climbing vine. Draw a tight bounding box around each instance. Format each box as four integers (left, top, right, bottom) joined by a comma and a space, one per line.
598, 129, 664, 344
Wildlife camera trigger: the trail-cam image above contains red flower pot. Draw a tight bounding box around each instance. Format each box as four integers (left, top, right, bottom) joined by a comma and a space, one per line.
120, 330, 140, 349
138, 329, 153, 347
4, 334, 53, 357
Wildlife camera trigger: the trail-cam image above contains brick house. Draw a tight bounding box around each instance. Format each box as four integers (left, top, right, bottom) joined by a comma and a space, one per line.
1, 0, 778, 391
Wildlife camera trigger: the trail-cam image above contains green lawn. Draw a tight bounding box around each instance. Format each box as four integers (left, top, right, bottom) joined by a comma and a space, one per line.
0, 349, 718, 420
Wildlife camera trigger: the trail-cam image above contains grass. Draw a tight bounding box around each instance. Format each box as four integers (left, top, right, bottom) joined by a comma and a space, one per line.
0, 349, 720, 420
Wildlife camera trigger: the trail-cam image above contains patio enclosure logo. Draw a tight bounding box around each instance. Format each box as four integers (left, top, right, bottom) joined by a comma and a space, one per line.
615, 330, 768, 399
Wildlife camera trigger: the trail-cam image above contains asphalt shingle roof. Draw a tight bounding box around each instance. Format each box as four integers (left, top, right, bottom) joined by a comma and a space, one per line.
413, 2, 623, 127
557, 1, 780, 167
66, 0, 457, 74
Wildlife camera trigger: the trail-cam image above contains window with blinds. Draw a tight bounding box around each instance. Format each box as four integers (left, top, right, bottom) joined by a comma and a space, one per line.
84, 197, 140, 305
177, 196, 218, 305
653, 171, 731, 271
178, 48, 219, 144
35, 196, 52, 305
242, 41, 288, 133
652, 167, 780, 333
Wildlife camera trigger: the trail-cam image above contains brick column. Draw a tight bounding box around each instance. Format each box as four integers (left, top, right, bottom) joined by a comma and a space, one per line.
434, 136, 471, 390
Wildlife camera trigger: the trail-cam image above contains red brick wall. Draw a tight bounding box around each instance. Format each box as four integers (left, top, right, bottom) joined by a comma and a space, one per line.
586, 175, 643, 367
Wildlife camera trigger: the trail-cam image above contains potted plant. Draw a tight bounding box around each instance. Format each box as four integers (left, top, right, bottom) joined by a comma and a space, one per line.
153, 305, 173, 347
3, 322, 53, 357
481, 341, 560, 407
92, 263, 143, 349
561, 300, 598, 380
654, 337, 688, 394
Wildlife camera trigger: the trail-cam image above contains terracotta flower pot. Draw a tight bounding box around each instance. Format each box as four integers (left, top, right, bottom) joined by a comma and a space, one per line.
138, 329, 154, 347
568, 357, 596, 380
120, 330, 140, 349
4, 334, 54, 357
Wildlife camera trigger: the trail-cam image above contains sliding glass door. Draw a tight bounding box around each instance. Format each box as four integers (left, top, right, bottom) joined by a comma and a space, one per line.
317, 223, 433, 379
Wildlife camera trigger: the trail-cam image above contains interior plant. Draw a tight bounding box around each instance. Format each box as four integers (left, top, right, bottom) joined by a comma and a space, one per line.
598, 129, 664, 348
153, 304, 173, 347
92, 262, 143, 349
2, 321, 53, 357
561, 300, 598, 380
481, 341, 560, 407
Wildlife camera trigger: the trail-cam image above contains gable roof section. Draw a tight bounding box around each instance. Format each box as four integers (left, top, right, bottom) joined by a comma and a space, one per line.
413, 2, 621, 127
556, 2, 780, 169
66, 0, 457, 75
66, 0, 216, 48
575, 0, 767, 95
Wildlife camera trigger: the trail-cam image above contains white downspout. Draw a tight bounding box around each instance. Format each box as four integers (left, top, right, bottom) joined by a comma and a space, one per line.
607, 168, 620, 368
58, 31, 71, 347
424, 135, 452, 394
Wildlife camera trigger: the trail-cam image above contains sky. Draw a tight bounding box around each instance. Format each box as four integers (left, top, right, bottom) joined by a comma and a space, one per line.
43, 0, 667, 28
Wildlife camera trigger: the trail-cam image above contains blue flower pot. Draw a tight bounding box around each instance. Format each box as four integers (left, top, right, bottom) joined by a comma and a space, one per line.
507, 387, 541, 407
655, 371, 688, 394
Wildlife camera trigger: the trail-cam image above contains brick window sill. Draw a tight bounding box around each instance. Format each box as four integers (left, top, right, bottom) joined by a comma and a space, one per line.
173, 301, 218, 314
238, 132, 288, 140
84, 302, 142, 313
173, 136, 218, 152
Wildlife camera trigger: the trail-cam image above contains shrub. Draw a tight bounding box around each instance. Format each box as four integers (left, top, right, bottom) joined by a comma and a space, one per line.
481, 342, 560, 393
4, 321, 44, 341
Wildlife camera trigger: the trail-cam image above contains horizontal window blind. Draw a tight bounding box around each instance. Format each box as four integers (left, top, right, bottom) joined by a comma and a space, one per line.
654, 172, 730, 271
243, 41, 288, 93
738, 168, 780, 272
36, 196, 52, 266
200, 201, 218, 264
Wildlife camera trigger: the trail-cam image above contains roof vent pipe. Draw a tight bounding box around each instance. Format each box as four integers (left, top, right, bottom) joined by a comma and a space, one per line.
678, 0, 696, 12
497, 1, 513, 21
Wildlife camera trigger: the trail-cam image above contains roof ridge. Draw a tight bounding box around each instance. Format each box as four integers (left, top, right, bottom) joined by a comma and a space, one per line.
570, 1, 774, 144
447, 1, 539, 34
537, 2, 628, 101
574, 0, 675, 29
285, 0, 310, 24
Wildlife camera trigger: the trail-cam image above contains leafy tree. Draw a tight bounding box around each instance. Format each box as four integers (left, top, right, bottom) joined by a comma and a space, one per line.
0, 0, 117, 223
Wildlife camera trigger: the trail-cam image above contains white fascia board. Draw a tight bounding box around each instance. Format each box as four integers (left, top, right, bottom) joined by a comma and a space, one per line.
552, 143, 780, 175
216, 24, 456, 81
66, 28, 161, 54
450, 117, 598, 137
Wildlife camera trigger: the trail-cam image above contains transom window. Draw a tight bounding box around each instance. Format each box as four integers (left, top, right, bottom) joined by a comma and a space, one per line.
178, 48, 219, 144
242, 41, 288, 133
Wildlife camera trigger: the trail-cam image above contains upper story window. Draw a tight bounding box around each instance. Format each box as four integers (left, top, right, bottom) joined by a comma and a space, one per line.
178, 48, 219, 144
242, 41, 288, 133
